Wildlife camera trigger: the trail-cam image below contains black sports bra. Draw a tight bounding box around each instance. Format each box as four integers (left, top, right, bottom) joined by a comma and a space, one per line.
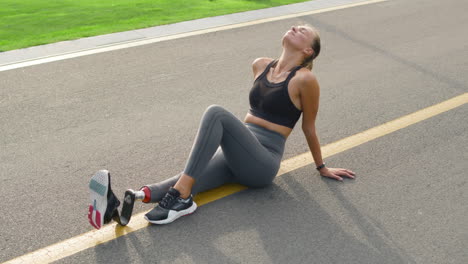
248, 59, 303, 129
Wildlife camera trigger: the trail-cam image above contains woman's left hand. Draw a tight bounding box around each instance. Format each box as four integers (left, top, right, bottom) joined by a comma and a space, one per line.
319, 167, 355, 181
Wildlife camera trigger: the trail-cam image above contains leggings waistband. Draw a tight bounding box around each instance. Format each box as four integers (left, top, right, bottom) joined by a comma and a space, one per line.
244, 122, 286, 140
244, 122, 286, 156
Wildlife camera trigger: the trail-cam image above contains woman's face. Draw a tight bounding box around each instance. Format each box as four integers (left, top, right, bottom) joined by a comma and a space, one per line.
283, 25, 315, 55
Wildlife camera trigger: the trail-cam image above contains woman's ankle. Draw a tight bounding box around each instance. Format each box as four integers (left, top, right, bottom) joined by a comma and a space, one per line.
172, 185, 191, 199
173, 173, 195, 199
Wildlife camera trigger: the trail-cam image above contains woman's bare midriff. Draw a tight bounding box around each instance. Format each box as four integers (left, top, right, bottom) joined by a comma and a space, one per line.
243, 113, 293, 139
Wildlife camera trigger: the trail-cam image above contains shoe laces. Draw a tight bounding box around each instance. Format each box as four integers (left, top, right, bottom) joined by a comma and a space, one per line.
159, 192, 177, 209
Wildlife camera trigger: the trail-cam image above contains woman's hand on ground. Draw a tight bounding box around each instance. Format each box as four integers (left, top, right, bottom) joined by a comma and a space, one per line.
319, 167, 355, 181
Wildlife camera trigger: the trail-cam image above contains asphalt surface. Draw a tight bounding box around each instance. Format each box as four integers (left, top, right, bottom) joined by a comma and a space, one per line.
1, 0, 467, 263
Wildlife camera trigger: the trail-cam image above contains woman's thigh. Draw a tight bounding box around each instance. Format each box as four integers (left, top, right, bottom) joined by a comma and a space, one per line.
218, 121, 281, 187
191, 147, 235, 195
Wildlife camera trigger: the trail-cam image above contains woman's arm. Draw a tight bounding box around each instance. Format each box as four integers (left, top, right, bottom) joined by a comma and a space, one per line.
299, 73, 324, 166
300, 73, 355, 181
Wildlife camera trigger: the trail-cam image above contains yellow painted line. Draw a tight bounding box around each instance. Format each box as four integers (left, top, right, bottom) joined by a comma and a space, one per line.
0, 0, 388, 72
278, 93, 468, 174
3, 93, 467, 264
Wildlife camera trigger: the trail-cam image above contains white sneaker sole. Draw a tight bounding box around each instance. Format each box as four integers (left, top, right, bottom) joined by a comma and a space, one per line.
144, 202, 197, 225
88, 170, 110, 229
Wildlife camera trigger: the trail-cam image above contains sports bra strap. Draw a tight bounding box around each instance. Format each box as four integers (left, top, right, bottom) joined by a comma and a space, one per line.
266, 59, 278, 72
284, 65, 303, 83
262, 59, 302, 84
257, 59, 278, 81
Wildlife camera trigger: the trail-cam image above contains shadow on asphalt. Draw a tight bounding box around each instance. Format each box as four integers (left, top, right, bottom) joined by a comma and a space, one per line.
86, 171, 416, 263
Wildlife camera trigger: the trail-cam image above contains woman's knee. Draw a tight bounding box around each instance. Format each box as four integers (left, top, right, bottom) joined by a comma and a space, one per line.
204, 104, 227, 116
201, 104, 229, 124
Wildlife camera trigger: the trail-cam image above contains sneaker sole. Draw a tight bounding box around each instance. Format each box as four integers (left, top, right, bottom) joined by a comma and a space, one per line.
118, 190, 136, 226
144, 202, 197, 225
88, 170, 110, 229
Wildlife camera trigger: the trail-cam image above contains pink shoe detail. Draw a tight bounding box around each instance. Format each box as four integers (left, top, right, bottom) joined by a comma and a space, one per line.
88, 205, 99, 229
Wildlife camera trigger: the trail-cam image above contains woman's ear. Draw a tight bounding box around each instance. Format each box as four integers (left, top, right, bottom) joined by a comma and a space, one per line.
303, 47, 314, 58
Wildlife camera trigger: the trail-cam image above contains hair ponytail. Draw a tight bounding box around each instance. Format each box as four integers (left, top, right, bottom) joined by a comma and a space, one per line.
299, 24, 321, 71
301, 55, 314, 71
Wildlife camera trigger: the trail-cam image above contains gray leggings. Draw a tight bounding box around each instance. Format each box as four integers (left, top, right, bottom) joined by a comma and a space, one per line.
143, 105, 286, 203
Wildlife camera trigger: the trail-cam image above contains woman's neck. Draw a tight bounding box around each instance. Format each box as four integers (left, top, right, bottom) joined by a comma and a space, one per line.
275, 50, 303, 74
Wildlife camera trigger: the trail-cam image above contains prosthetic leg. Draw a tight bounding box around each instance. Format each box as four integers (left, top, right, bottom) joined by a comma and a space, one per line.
88, 170, 179, 228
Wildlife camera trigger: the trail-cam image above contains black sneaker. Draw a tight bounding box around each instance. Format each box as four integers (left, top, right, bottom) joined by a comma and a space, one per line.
104, 188, 120, 224
88, 170, 120, 229
144, 187, 197, 224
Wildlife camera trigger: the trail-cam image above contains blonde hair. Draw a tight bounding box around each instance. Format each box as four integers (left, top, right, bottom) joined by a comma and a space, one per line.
297, 23, 321, 71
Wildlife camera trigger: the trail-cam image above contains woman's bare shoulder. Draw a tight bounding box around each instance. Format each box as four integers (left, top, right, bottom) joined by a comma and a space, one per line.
290, 68, 319, 96
296, 68, 317, 82
251, 57, 274, 75
252, 57, 274, 65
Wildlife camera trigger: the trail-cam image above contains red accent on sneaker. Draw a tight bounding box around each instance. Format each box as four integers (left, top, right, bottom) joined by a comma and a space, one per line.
88, 205, 99, 229
141, 186, 151, 203
95, 209, 102, 229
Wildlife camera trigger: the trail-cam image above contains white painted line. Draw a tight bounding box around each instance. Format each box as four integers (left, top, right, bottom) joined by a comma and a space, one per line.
0, 0, 388, 72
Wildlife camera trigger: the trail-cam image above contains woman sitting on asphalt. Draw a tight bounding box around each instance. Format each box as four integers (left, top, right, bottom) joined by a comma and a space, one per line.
88, 23, 355, 229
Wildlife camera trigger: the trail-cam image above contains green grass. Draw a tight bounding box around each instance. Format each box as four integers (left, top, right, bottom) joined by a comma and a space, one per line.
0, 0, 310, 52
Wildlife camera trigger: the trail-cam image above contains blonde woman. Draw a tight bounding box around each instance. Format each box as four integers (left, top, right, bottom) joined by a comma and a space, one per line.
88, 24, 355, 229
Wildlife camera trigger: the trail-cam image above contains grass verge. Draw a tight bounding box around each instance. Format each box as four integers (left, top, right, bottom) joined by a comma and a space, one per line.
0, 0, 311, 52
